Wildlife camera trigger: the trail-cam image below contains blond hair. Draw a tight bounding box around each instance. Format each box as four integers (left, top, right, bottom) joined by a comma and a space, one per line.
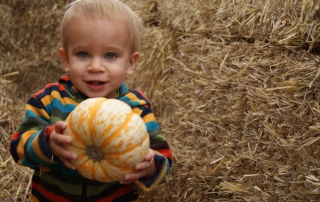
60, 0, 142, 52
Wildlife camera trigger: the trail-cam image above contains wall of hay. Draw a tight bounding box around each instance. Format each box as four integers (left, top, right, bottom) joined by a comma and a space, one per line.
1, 0, 320, 201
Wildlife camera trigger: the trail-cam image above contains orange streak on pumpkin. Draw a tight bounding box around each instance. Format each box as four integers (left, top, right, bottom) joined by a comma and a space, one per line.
97, 111, 146, 169
85, 98, 105, 144
99, 111, 135, 155
90, 163, 97, 180
98, 161, 113, 182
75, 154, 89, 169
105, 159, 136, 170
112, 132, 149, 166
76, 153, 87, 162
66, 113, 87, 147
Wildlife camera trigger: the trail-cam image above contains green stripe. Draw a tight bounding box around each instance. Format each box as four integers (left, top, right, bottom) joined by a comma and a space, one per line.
16, 116, 48, 132
34, 170, 118, 196
34, 171, 82, 195
51, 106, 71, 122
86, 181, 118, 196
150, 134, 166, 142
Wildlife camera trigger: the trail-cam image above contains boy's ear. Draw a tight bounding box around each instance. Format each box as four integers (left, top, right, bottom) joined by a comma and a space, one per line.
126, 51, 140, 76
59, 48, 70, 72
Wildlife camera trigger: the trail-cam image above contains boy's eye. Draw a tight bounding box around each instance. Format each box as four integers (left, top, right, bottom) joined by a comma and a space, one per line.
105, 53, 116, 59
78, 52, 89, 58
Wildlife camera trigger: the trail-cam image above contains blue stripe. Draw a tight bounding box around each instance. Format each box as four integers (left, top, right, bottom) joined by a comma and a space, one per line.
119, 97, 142, 108
26, 110, 50, 122
22, 158, 37, 167
10, 135, 21, 163
119, 83, 129, 94
146, 121, 159, 131
119, 96, 131, 102
38, 129, 52, 159
166, 158, 171, 173
44, 101, 52, 114
52, 98, 76, 114
25, 133, 49, 165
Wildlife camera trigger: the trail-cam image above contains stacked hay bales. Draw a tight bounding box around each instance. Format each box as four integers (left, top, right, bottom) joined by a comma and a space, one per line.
1, 0, 320, 201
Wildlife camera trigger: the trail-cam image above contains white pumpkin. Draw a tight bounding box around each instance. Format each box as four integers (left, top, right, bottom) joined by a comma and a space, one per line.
63, 98, 150, 182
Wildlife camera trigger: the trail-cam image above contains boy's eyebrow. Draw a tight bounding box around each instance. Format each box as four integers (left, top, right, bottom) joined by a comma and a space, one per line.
71, 45, 125, 53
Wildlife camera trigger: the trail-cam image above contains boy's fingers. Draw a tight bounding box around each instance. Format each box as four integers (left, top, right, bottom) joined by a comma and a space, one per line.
143, 149, 154, 162
52, 133, 72, 144
135, 158, 153, 171
60, 158, 76, 170
54, 121, 67, 133
147, 158, 154, 168
123, 170, 145, 182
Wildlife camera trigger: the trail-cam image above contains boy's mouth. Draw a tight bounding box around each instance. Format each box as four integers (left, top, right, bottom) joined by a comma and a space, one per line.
87, 81, 105, 86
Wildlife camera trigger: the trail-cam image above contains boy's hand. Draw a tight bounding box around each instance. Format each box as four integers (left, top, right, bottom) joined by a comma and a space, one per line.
120, 148, 157, 184
49, 121, 77, 170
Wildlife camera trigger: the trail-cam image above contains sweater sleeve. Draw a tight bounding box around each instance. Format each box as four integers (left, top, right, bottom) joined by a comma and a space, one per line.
9, 87, 57, 169
119, 89, 173, 192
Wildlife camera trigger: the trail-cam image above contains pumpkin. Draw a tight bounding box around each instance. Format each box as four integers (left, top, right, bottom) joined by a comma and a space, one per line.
63, 98, 150, 182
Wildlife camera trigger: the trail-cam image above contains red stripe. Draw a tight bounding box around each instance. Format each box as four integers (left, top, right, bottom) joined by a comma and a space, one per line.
45, 125, 55, 139
33, 89, 45, 97
156, 149, 173, 161
32, 182, 69, 202
96, 185, 134, 202
135, 89, 151, 107
59, 84, 66, 91
10, 132, 20, 141
60, 75, 70, 81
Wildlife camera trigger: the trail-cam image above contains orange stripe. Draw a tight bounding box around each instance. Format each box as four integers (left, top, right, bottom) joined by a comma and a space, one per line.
132, 107, 142, 115
142, 113, 155, 123
26, 104, 50, 119
31, 182, 69, 202
135, 89, 151, 104
29, 194, 40, 202
51, 91, 78, 105
17, 131, 35, 164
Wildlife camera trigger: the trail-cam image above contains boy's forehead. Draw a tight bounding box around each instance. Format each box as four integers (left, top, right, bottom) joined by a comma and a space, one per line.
61, 0, 141, 51
68, 15, 130, 30
69, 13, 129, 25
66, 16, 131, 40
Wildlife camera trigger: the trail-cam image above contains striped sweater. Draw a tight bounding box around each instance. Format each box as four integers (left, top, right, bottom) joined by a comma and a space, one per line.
10, 74, 172, 202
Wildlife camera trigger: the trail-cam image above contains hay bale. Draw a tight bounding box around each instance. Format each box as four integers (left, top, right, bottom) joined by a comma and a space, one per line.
0, 74, 32, 201
1, 0, 320, 201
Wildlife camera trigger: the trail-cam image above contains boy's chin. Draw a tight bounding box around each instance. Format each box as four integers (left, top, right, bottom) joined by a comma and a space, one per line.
84, 92, 116, 99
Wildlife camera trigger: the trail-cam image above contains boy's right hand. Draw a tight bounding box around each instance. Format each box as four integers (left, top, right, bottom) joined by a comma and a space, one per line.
49, 121, 77, 170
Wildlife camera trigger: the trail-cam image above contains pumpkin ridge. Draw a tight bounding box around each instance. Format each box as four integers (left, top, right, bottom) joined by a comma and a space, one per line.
66, 114, 87, 146
99, 111, 134, 151
76, 156, 91, 171
104, 160, 137, 169
95, 123, 115, 149
103, 133, 147, 158
86, 99, 105, 143
98, 161, 114, 181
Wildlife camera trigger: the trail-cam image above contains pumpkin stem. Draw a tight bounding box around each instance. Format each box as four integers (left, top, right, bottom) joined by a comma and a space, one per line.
86, 145, 104, 162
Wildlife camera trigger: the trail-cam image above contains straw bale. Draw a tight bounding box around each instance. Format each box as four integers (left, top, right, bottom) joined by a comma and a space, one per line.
1, 0, 320, 201
0, 75, 32, 201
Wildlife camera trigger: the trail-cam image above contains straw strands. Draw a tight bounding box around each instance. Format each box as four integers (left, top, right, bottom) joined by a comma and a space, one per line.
1, 0, 320, 201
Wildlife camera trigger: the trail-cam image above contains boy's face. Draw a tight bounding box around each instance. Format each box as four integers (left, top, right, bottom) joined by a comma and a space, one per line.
59, 17, 139, 98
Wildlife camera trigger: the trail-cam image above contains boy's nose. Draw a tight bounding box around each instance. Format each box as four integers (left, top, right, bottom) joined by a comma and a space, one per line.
88, 58, 104, 72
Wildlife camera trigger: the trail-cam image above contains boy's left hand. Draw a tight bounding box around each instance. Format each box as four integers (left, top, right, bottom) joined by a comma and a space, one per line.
120, 148, 156, 184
